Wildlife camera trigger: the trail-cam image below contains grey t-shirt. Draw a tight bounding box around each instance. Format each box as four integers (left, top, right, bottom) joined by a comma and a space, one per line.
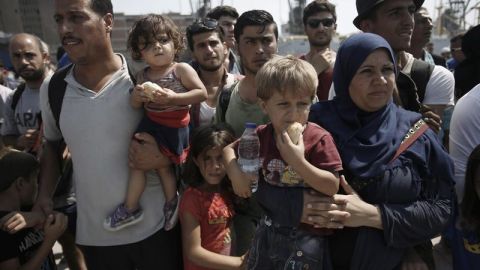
40, 54, 165, 246
217, 83, 270, 137
1, 85, 40, 136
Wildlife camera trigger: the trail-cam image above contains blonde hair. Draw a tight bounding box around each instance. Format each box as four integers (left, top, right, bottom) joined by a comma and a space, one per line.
256, 55, 318, 101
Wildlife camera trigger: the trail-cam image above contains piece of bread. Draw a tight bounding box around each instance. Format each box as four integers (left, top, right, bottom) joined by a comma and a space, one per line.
141, 82, 161, 101
286, 122, 304, 145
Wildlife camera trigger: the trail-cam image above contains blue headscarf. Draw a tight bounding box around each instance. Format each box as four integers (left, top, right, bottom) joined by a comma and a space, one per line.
309, 33, 421, 179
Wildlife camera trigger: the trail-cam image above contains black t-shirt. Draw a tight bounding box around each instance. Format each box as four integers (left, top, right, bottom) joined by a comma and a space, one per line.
0, 211, 56, 269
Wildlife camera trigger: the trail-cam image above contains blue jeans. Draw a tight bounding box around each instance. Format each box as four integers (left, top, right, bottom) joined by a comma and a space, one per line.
247, 217, 331, 270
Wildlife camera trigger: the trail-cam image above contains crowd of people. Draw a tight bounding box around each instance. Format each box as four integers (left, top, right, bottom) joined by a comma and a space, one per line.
0, 0, 479, 269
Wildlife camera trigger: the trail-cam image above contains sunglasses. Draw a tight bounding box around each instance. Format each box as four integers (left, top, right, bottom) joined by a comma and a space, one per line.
187, 19, 219, 33
450, 47, 462, 52
307, 18, 336, 28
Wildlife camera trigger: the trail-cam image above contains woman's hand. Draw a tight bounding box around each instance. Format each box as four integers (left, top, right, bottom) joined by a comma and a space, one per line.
334, 177, 383, 229
302, 176, 383, 229
301, 189, 348, 229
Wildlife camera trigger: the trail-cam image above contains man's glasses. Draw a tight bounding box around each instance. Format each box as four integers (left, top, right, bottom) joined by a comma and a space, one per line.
307, 18, 336, 28
450, 47, 462, 53
187, 19, 218, 34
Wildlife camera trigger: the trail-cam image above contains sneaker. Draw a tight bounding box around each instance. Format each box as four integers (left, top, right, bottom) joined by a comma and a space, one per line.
104, 204, 144, 231
163, 194, 180, 231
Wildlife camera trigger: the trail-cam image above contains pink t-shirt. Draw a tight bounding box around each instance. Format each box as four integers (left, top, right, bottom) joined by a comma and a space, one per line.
179, 187, 235, 270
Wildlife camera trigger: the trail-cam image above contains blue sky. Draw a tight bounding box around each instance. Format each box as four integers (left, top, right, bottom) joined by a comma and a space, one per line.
114, 0, 444, 36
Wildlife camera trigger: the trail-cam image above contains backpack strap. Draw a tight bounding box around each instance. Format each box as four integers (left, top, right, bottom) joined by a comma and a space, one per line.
218, 80, 239, 123
127, 65, 137, 85
48, 64, 73, 133
410, 59, 434, 103
10, 83, 26, 111
390, 119, 429, 163
47, 62, 135, 133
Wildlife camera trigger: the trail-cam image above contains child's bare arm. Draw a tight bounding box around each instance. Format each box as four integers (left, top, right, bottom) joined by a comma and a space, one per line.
223, 142, 253, 198
276, 131, 339, 196
181, 211, 244, 270
154, 63, 206, 106
0, 211, 44, 234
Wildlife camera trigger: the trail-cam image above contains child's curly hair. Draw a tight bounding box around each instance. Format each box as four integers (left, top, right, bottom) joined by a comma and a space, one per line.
127, 14, 185, 61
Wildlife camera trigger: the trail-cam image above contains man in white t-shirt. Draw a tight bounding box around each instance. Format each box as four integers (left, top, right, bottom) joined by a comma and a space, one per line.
449, 83, 480, 202
37, 1, 182, 269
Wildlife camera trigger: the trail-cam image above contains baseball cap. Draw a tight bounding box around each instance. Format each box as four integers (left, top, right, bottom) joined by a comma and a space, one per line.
0, 149, 38, 192
353, 0, 425, 29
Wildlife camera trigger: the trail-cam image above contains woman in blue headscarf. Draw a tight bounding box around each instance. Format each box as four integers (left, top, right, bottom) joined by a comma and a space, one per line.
304, 33, 455, 269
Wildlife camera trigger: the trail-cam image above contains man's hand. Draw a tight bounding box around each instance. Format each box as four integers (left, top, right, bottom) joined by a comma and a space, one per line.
419, 105, 441, 133
0, 211, 45, 233
129, 132, 162, 170
17, 129, 40, 150
308, 49, 336, 74
43, 213, 67, 243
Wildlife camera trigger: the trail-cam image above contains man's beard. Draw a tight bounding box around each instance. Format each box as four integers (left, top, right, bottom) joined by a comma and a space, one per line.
20, 67, 45, 82
242, 63, 258, 76
199, 61, 224, 72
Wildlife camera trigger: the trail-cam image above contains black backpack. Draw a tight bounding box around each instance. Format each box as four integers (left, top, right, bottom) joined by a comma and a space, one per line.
410, 59, 435, 104
396, 59, 435, 112
217, 81, 240, 123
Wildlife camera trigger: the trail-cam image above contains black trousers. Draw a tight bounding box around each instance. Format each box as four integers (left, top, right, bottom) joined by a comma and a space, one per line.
79, 225, 182, 270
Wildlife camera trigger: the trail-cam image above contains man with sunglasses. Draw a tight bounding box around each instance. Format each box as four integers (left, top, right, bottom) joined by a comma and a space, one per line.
186, 19, 243, 128
300, 0, 337, 101
206, 5, 242, 75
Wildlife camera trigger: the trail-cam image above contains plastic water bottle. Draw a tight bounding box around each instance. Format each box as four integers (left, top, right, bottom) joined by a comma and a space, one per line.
238, 122, 260, 193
